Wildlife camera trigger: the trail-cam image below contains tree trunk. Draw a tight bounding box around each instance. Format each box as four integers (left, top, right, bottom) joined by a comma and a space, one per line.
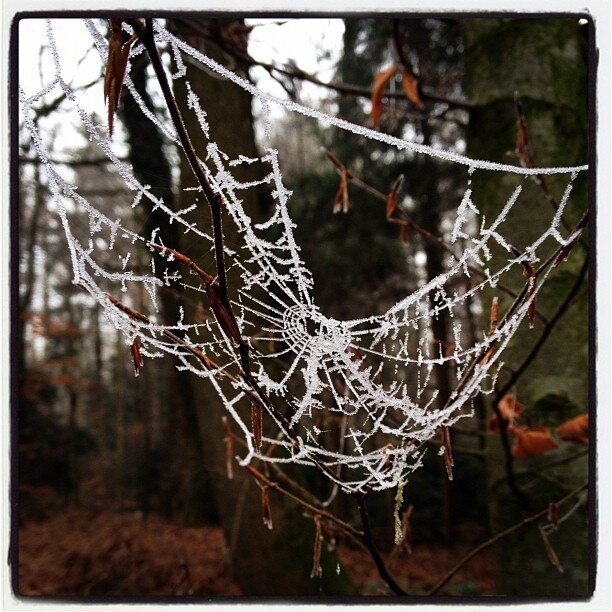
462, 18, 589, 596
118, 46, 216, 523
166, 18, 356, 595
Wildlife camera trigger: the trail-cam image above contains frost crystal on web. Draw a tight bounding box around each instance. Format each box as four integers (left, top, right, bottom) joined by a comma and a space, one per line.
20, 19, 588, 494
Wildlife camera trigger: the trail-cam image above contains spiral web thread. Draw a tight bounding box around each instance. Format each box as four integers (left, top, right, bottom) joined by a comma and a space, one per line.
19, 19, 588, 494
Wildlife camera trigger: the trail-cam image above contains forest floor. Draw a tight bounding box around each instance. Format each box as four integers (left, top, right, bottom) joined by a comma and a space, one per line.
17, 507, 495, 597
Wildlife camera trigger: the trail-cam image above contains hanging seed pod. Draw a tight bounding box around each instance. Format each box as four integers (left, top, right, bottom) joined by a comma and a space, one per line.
222, 416, 234, 480
440, 427, 454, 480
310, 516, 323, 579
251, 401, 263, 453
104, 19, 137, 137
262, 485, 273, 530
130, 335, 144, 377
394, 479, 405, 545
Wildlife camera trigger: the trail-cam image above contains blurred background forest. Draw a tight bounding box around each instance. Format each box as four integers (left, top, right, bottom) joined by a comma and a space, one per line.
15, 15, 591, 598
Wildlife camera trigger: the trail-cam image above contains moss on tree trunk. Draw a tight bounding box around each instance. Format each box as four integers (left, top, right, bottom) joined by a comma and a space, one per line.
461, 18, 589, 597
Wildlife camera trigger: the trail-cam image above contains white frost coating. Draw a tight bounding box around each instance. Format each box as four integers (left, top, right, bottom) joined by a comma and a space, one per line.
19, 19, 588, 494
155, 24, 588, 176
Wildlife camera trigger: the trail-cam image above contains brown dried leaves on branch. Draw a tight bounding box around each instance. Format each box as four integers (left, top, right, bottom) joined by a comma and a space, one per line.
334, 168, 350, 214
480, 297, 498, 365
310, 516, 323, 579
509, 425, 558, 458
439, 426, 454, 480
130, 335, 144, 377
489, 395, 558, 458
323, 149, 351, 214
371, 65, 423, 128
149, 243, 241, 346
488, 394, 524, 433
261, 485, 273, 530
251, 402, 263, 453
401, 68, 424, 110
371, 65, 397, 129
104, 19, 137, 138
556, 413, 589, 445
386, 175, 404, 219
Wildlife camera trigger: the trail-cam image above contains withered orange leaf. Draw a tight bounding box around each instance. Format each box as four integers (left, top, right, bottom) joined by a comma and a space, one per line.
480, 297, 499, 365
251, 401, 263, 453
386, 175, 404, 218
222, 416, 234, 480
439, 426, 454, 480
510, 425, 558, 458
262, 485, 273, 530
130, 335, 144, 377
333, 167, 350, 213
104, 19, 136, 138
401, 67, 424, 110
556, 413, 588, 445
488, 296, 499, 335
515, 113, 535, 169
538, 523, 565, 573
526, 274, 538, 329
371, 64, 397, 129
499, 394, 524, 421
488, 394, 524, 433
310, 516, 322, 579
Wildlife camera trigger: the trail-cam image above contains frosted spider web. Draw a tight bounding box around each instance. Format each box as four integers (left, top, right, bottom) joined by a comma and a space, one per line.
20, 19, 588, 494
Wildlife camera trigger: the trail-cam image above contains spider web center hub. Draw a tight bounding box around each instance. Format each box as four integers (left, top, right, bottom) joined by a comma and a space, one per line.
282, 305, 352, 357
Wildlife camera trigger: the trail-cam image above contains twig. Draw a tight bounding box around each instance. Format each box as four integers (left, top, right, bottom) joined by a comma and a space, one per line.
172, 18, 472, 112
427, 482, 588, 595
131, 18, 341, 486
322, 148, 548, 322
356, 494, 408, 595
513, 449, 588, 481
495, 254, 588, 401
245, 464, 364, 543
513, 93, 579, 237
490, 253, 588, 501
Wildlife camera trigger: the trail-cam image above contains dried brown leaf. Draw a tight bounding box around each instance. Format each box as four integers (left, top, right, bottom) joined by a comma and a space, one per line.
556, 413, 588, 445
130, 335, 144, 377
371, 64, 397, 129
480, 297, 499, 365
222, 416, 234, 480
548, 502, 559, 528
310, 516, 322, 578
527, 276, 537, 329
488, 394, 524, 433
104, 20, 135, 138
262, 485, 273, 530
439, 427, 454, 480
538, 524, 564, 573
510, 425, 558, 458
333, 168, 350, 214
386, 175, 404, 218
488, 296, 499, 335
401, 67, 424, 110
251, 401, 263, 453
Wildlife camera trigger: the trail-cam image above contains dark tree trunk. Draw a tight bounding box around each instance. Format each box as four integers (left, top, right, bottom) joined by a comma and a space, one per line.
462, 18, 589, 596
165, 18, 356, 595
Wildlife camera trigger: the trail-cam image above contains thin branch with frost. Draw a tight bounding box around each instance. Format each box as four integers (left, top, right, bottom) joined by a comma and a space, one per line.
19, 16, 590, 595
427, 482, 588, 595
